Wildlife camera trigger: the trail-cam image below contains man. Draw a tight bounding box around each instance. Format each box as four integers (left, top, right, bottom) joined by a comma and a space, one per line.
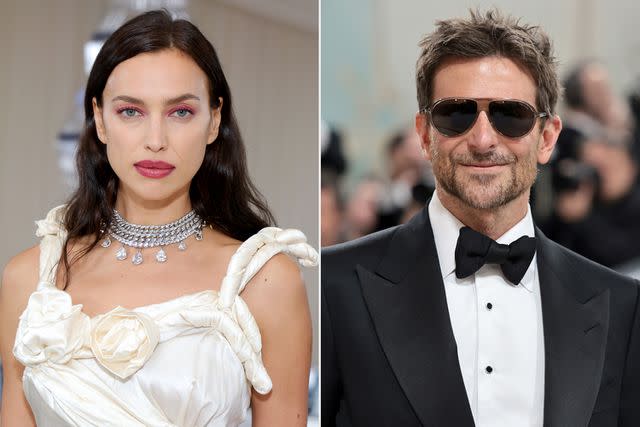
322, 10, 640, 427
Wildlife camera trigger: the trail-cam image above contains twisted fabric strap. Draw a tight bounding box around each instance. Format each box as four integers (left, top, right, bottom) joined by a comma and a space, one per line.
35, 205, 67, 288
218, 227, 318, 309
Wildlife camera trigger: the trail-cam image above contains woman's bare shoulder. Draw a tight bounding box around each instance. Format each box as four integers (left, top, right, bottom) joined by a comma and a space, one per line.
241, 253, 308, 322
1, 245, 40, 300
0, 245, 41, 354
254, 253, 304, 288
0, 246, 40, 427
212, 227, 311, 309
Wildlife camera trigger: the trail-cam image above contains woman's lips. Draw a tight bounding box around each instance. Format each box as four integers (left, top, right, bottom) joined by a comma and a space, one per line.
134, 160, 175, 179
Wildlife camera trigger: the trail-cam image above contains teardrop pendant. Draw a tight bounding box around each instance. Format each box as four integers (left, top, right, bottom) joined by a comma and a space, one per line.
116, 246, 127, 261
132, 250, 143, 265
155, 247, 167, 263
106, 209, 204, 266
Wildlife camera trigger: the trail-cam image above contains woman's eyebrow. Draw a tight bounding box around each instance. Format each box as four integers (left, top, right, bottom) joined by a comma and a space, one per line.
111, 94, 201, 105
165, 94, 200, 104
111, 95, 144, 104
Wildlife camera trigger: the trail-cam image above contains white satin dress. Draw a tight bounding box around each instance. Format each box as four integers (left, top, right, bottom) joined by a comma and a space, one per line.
13, 206, 318, 426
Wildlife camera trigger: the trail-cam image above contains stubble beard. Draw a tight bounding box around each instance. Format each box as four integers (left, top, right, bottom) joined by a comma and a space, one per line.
430, 142, 538, 210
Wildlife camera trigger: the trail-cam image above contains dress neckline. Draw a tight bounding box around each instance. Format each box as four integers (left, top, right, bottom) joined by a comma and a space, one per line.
53, 286, 220, 320
34, 209, 319, 321
18, 209, 318, 397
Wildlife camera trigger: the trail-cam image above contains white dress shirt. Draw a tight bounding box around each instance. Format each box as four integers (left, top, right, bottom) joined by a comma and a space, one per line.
428, 191, 545, 427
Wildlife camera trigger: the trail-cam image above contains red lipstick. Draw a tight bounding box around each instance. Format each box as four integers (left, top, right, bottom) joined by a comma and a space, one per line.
134, 160, 175, 179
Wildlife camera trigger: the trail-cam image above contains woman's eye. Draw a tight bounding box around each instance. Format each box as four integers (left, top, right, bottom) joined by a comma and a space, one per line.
120, 108, 140, 118
172, 108, 193, 118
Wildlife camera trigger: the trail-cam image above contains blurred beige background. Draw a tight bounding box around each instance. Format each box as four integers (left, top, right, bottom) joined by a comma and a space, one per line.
0, 0, 319, 361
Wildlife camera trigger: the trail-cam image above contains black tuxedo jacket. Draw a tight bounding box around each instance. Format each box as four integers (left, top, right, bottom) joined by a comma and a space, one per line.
322, 207, 640, 427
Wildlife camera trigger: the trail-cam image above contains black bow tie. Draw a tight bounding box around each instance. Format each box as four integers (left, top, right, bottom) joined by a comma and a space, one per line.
454, 226, 536, 285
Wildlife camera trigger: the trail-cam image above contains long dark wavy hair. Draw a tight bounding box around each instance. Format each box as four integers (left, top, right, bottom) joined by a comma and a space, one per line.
60, 10, 275, 288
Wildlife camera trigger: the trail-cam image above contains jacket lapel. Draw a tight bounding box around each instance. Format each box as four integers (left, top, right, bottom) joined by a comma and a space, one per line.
537, 230, 610, 427
358, 208, 475, 427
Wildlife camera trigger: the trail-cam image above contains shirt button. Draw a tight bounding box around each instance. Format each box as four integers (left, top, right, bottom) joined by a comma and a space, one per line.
485, 366, 493, 374
486, 302, 493, 310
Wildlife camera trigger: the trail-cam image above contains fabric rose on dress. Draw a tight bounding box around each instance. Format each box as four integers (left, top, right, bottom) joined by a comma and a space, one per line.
14, 288, 91, 366
90, 307, 160, 379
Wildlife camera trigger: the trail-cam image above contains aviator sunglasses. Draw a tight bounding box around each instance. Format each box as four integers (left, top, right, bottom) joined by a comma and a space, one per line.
421, 98, 550, 138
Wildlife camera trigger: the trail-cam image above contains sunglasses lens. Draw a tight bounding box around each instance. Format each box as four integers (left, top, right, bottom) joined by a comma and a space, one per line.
489, 101, 536, 137
430, 99, 478, 136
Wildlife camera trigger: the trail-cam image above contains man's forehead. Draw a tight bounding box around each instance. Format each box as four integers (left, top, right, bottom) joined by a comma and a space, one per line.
431, 56, 537, 103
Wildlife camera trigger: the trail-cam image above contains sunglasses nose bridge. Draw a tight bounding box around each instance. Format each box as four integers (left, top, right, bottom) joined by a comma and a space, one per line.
468, 109, 500, 150
470, 100, 494, 132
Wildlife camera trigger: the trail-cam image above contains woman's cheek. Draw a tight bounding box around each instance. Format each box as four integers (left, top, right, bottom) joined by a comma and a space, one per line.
185, 144, 208, 178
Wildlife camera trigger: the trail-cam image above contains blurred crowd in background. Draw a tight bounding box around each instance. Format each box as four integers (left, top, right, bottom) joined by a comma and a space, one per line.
322, 60, 640, 275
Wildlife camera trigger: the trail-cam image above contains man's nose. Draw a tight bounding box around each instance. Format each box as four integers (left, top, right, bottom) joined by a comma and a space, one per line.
467, 111, 498, 152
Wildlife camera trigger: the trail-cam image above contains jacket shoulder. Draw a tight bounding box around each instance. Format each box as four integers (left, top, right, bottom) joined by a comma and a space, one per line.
322, 226, 399, 283
542, 234, 639, 292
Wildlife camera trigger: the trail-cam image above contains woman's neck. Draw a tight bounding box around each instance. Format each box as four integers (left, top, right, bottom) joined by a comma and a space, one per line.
114, 189, 193, 225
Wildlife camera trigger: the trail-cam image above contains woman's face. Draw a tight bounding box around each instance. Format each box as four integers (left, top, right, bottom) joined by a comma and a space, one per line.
93, 48, 221, 205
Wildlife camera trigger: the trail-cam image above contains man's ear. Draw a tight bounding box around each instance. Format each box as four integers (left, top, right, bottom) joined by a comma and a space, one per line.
207, 97, 224, 145
537, 114, 562, 165
415, 112, 433, 160
92, 97, 107, 144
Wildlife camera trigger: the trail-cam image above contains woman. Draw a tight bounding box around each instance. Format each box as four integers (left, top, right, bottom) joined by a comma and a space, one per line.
0, 10, 317, 426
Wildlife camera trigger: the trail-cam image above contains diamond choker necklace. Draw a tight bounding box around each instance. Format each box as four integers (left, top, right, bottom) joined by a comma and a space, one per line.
101, 209, 204, 265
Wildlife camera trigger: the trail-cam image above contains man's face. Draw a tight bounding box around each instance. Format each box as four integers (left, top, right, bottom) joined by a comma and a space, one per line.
415, 56, 561, 211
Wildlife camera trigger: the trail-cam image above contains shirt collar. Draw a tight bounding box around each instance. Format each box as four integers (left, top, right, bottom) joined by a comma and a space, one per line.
428, 189, 537, 290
